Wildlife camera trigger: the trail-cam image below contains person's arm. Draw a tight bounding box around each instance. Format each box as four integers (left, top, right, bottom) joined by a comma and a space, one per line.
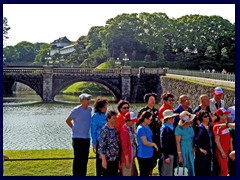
65, 116, 73, 128
98, 129, 107, 169
215, 135, 227, 158
140, 136, 158, 151
91, 115, 98, 153
160, 127, 170, 163
175, 135, 183, 164
120, 130, 130, 168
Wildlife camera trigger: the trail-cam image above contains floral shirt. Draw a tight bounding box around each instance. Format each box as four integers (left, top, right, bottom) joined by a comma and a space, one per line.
98, 124, 120, 161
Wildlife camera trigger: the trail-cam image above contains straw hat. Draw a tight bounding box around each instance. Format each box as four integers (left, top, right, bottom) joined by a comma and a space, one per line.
162, 109, 179, 120
178, 111, 196, 126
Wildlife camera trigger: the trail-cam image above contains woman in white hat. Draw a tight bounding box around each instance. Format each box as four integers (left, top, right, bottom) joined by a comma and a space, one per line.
175, 111, 196, 176
160, 109, 179, 176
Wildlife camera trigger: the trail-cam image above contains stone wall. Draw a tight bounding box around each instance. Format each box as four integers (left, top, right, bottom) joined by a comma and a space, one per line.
161, 76, 235, 109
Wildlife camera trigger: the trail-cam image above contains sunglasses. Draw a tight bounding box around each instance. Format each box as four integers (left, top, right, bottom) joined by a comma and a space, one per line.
203, 115, 209, 118
122, 107, 129, 110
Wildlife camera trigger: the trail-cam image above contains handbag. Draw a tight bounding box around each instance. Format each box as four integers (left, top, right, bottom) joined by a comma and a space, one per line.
174, 164, 188, 176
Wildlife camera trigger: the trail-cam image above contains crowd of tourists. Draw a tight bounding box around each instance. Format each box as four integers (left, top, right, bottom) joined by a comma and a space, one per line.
65, 87, 235, 176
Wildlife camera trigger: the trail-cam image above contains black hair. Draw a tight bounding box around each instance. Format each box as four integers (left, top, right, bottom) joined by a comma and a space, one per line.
106, 110, 118, 121
93, 96, 108, 114
196, 110, 209, 123
137, 111, 152, 126
144, 93, 157, 103
161, 92, 174, 101
117, 100, 130, 112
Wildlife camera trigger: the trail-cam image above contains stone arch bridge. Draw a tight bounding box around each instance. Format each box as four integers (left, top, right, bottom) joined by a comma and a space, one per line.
3, 66, 166, 103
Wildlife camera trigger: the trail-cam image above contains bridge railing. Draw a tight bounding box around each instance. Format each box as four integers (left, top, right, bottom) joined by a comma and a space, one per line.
53, 68, 121, 74
167, 69, 235, 82
3, 67, 44, 74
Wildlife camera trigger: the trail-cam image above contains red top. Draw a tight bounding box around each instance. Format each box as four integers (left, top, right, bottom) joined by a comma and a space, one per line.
115, 113, 125, 132
158, 104, 174, 120
213, 122, 230, 154
120, 124, 134, 164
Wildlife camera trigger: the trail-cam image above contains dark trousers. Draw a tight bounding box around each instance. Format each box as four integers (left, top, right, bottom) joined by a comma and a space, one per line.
137, 157, 153, 176
96, 141, 103, 176
103, 160, 119, 176
72, 138, 90, 176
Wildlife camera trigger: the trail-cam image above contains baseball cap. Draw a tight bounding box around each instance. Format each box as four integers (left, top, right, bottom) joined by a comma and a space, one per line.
125, 112, 139, 122
215, 107, 231, 116
79, 93, 92, 100
213, 87, 223, 95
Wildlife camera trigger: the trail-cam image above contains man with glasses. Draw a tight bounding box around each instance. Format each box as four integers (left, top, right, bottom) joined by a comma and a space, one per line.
173, 95, 193, 128
158, 93, 175, 121
65, 93, 92, 176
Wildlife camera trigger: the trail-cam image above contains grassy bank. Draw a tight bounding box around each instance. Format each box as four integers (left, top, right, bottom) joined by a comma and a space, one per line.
3, 149, 159, 176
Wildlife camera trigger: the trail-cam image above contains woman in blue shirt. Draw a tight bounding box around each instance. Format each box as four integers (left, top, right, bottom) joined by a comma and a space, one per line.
91, 96, 108, 176
136, 111, 158, 176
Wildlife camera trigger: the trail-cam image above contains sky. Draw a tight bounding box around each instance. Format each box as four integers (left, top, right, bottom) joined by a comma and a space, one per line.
3, 4, 235, 46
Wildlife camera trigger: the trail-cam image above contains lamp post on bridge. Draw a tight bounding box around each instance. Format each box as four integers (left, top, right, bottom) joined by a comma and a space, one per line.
45, 53, 53, 66
115, 57, 121, 68
123, 53, 129, 66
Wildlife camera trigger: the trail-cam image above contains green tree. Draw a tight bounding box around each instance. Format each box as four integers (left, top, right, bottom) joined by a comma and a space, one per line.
3, 17, 11, 46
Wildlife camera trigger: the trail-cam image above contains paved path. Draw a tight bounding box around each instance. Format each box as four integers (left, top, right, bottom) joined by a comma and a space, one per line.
166, 73, 235, 88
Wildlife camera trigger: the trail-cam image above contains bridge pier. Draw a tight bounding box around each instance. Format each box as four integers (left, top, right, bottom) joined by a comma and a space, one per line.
42, 66, 54, 102
121, 66, 131, 101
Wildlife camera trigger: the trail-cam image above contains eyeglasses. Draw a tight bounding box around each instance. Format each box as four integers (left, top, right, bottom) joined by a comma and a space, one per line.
168, 99, 175, 102
203, 115, 209, 118
122, 107, 129, 110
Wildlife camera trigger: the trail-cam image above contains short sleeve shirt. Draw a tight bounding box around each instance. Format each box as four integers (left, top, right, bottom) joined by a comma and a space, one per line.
69, 105, 92, 138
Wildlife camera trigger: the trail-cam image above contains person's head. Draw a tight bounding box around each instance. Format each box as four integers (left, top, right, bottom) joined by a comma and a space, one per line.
144, 93, 157, 108
79, 93, 92, 106
138, 111, 152, 125
196, 110, 210, 124
199, 94, 210, 107
93, 96, 108, 114
214, 107, 230, 123
178, 111, 196, 126
106, 110, 118, 125
161, 92, 174, 107
162, 109, 179, 124
179, 95, 190, 108
117, 100, 130, 115
125, 112, 139, 127
212, 87, 223, 102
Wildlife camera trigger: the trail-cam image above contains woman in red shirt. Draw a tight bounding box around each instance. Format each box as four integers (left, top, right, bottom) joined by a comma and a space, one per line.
213, 108, 232, 176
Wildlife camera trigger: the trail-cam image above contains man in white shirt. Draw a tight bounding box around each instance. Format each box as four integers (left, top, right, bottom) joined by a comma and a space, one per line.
209, 87, 225, 115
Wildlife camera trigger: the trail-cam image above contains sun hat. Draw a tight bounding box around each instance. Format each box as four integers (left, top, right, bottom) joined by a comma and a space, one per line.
215, 107, 231, 116
125, 112, 139, 122
79, 93, 92, 100
178, 111, 196, 126
162, 109, 179, 120
212, 87, 223, 95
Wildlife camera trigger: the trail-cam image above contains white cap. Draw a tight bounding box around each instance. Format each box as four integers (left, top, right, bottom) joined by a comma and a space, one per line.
79, 93, 92, 100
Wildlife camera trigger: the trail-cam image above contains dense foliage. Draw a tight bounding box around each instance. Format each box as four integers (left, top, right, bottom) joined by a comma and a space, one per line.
3, 13, 235, 72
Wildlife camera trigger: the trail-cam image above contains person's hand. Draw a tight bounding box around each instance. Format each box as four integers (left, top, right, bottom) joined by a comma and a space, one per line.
165, 158, 170, 164
153, 143, 158, 151
221, 151, 227, 159
178, 154, 183, 164
102, 159, 107, 169
199, 148, 207, 155
229, 151, 235, 161
92, 146, 97, 154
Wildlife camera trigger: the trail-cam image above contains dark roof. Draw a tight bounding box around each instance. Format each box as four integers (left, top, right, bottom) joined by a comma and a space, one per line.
51, 36, 71, 44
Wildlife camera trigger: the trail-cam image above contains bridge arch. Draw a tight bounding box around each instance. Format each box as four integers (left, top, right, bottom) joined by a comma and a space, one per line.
52, 75, 122, 102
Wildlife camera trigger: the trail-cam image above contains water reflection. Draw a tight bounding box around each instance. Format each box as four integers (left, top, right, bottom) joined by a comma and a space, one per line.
3, 94, 145, 150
